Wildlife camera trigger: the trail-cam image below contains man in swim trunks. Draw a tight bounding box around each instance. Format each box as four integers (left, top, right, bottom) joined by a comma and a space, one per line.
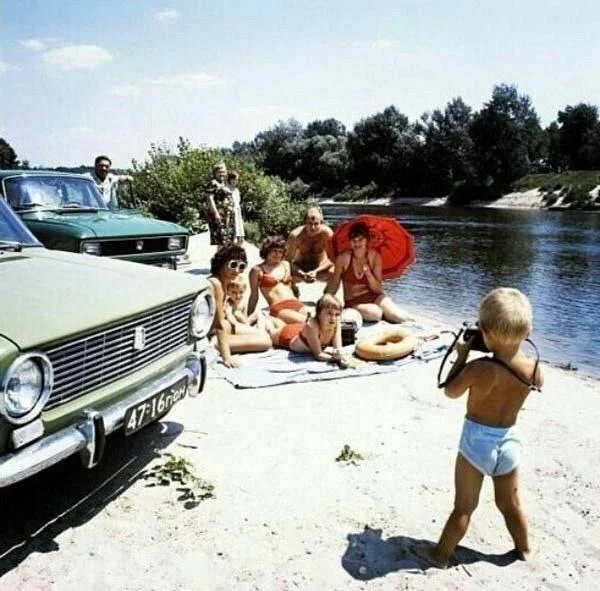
286, 206, 334, 284
415, 288, 544, 569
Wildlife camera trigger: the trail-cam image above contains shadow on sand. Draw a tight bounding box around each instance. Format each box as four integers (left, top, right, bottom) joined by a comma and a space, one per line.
0, 419, 184, 576
341, 525, 518, 580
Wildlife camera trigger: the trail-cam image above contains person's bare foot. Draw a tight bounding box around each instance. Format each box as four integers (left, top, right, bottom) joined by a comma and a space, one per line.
413, 544, 449, 569
516, 547, 533, 561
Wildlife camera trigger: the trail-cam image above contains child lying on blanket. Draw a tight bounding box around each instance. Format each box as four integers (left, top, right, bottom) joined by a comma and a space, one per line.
269, 294, 352, 368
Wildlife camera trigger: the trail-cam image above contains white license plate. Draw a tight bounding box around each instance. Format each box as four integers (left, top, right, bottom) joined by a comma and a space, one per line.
124, 378, 187, 435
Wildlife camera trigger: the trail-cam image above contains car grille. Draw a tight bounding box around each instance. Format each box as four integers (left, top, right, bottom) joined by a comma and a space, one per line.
43, 297, 194, 409
98, 236, 186, 257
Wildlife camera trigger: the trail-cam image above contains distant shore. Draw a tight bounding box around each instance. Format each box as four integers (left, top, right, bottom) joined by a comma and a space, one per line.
320, 185, 600, 211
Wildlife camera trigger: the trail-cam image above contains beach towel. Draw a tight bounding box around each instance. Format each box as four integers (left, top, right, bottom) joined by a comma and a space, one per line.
209, 322, 452, 389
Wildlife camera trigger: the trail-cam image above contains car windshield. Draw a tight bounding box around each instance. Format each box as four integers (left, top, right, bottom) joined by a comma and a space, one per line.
0, 200, 41, 247
4, 175, 107, 210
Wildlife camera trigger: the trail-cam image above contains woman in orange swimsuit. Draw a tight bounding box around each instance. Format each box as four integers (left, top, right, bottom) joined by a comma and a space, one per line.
208, 244, 272, 367
248, 236, 309, 324
270, 294, 350, 367
325, 221, 412, 323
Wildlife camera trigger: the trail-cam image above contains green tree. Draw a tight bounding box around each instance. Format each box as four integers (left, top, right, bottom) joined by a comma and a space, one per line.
252, 119, 304, 179
294, 134, 349, 191
305, 118, 346, 138
557, 103, 600, 169
469, 84, 543, 192
347, 106, 418, 190
0, 138, 21, 169
418, 97, 474, 194
544, 121, 564, 171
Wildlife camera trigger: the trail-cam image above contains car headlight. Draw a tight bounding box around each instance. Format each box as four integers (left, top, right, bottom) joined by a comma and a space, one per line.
189, 292, 214, 339
168, 236, 184, 250
0, 353, 53, 425
82, 241, 102, 255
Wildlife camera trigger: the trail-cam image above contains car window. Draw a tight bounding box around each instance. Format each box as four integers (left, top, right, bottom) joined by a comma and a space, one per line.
4, 176, 107, 210
0, 200, 41, 244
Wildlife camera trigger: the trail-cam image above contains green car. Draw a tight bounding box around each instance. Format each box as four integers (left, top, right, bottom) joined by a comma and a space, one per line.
0, 170, 189, 269
0, 199, 214, 487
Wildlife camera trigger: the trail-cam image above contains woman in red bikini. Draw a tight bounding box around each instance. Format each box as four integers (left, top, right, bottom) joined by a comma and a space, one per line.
325, 221, 412, 323
248, 235, 309, 324
270, 294, 350, 368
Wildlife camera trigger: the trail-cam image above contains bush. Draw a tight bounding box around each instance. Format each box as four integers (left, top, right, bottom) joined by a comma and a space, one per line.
332, 181, 380, 202
131, 137, 304, 239
448, 181, 501, 205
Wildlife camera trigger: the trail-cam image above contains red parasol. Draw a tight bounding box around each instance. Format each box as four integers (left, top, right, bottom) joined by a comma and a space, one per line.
327, 214, 415, 280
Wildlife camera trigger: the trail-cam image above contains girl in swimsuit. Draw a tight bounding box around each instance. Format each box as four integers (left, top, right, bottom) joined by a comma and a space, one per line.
270, 294, 350, 368
208, 244, 272, 368
325, 221, 412, 323
248, 235, 310, 324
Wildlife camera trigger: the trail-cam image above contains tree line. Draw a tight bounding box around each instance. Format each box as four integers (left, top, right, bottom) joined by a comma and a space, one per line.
232, 84, 600, 203
2, 82, 599, 240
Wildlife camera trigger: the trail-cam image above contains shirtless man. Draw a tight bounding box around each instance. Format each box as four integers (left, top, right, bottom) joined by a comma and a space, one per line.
286, 207, 334, 283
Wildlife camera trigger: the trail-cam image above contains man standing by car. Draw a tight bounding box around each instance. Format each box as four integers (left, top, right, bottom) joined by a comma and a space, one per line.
286, 206, 334, 284
88, 155, 133, 205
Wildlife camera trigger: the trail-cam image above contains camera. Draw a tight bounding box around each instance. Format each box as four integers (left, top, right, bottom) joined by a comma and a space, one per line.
462, 324, 489, 352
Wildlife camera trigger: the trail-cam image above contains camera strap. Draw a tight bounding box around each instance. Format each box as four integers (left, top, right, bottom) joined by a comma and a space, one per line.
436, 329, 463, 389
488, 337, 541, 392
437, 333, 541, 391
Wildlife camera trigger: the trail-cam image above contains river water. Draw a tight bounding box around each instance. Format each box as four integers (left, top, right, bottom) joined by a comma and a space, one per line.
322, 203, 600, 378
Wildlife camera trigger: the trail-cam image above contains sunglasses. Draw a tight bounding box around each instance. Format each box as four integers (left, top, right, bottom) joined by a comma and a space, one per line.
227, 259, 247, 272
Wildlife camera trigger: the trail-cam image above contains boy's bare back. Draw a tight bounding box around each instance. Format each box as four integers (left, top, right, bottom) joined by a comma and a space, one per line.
454, 353, 543, 428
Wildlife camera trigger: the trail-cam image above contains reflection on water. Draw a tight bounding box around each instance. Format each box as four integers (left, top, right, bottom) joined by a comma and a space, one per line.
323, 204, 600, 378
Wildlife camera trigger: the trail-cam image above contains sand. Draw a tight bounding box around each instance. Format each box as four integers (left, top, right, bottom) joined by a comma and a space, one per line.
1, 234, 598, 590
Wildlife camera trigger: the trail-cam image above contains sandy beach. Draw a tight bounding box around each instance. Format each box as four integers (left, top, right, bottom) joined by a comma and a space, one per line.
1, 234, 599, 590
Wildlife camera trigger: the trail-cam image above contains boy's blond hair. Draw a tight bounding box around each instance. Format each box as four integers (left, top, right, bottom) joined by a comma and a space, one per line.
226, 277, 246, 293
478, 288, 532, 344
315, 293, 342, 316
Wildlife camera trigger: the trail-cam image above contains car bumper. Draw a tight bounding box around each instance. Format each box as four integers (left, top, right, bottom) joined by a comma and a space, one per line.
0, 352, 206, 488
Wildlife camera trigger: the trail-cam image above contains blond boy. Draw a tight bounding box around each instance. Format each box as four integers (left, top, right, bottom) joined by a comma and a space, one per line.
417, 288, 543, 568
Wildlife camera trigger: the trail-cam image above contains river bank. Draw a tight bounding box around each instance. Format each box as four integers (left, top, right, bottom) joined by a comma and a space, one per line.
319, 185, 600, 210
1, 235, 598, 590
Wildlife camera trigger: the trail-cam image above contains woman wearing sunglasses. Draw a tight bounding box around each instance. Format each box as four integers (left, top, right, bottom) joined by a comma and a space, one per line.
209, 244, 272, 367
248, 236, 310, 324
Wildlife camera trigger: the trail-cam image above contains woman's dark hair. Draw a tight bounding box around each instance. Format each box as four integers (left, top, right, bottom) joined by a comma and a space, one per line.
210, 244, 247, 275
259, 235, 286, 259
348, 221, 370, 240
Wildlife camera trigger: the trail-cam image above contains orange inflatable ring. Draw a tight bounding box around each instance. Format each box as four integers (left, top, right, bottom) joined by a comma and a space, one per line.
355, 328, 417, 361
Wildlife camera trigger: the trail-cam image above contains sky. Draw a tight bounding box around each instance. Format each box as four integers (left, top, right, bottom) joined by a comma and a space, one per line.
1, 0, 599, 168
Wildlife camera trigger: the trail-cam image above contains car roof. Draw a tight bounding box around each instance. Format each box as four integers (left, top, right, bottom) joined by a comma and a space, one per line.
0, 169, 92, 180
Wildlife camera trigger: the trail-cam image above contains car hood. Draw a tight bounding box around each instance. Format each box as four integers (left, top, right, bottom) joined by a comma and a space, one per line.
19, 210, 188, 239
0, 248, 207, 350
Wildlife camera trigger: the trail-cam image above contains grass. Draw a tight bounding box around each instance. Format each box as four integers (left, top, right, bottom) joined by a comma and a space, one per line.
335, 444, 364, 466
143, 452, 215, 508
513, 170, 600, 192
512, 170, 600, 210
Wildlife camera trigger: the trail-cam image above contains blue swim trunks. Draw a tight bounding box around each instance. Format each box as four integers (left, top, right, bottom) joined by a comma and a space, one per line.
458, 417, 522, 477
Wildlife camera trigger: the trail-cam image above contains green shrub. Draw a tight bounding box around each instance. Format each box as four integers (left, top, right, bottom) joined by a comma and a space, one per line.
332, 181, 380, 202
448, 181, 501, 204
131, 137, 304, 239
243, 220, 261, 245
